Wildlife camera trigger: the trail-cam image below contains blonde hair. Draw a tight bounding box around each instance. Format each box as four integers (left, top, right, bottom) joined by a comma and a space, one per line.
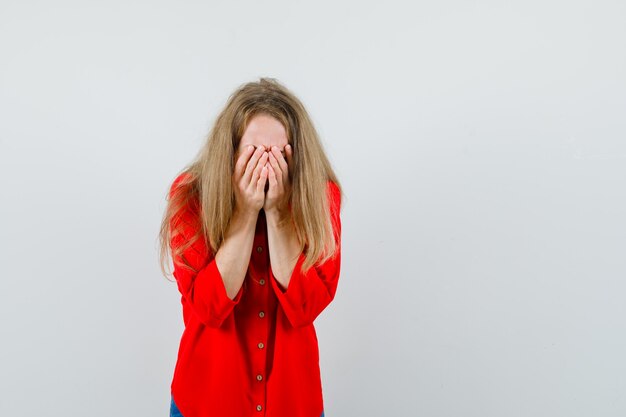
158, 77, 342, 282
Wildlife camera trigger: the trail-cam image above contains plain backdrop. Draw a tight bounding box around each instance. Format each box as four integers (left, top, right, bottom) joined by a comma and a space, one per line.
1, 1, 625, 416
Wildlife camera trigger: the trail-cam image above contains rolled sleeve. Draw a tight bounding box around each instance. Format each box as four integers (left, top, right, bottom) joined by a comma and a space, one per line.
270, 250, 340, 328
269, 180, 342, 328
173, 257, 243, 328
169, 173, 242, 328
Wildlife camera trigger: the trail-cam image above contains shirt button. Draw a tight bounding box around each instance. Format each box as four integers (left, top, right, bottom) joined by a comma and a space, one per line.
258, 311, 265, 318
258, 342, 264, 349
256, 374, 263, 381
259, 278, 265, 285
256, 405, 263, 411
256, 246, 263, 252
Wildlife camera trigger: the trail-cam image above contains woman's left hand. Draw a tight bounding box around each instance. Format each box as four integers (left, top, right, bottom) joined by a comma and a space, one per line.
263, 144, 293, 216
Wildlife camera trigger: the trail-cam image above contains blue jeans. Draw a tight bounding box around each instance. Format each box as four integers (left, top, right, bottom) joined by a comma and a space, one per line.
170, 395, 183, 417
170, 395, 324, 417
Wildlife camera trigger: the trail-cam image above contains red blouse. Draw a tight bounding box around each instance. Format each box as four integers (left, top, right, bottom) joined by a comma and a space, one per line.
168, 173, 342, 417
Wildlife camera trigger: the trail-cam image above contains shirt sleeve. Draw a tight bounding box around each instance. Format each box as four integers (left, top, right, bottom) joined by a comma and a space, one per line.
269, 180, 342, 329
169, 176, 243, 328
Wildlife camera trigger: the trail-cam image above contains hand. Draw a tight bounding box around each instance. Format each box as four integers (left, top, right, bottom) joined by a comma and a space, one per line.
263, 144, 293, 215
232, 144, 270, 215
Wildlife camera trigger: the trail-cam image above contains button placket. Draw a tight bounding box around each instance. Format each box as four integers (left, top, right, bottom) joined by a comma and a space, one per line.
252, 245, 269, 413
253, 302, 268, 403
252, 231, 269, 414
255, 244, 267, 285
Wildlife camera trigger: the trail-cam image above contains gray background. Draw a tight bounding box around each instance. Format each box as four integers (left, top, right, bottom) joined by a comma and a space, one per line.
1, 1, 625, 416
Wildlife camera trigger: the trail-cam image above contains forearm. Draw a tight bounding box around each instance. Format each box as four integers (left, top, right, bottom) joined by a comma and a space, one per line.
265, 208, 301, 290
214, 208, 258, 299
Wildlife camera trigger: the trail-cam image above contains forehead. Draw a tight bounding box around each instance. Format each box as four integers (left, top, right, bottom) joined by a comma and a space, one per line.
240, 114, 288, 147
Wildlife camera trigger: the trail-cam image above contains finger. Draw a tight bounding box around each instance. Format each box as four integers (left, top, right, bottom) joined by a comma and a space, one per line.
276, 145, 289, 186
268, 151, 283, 192
285, 144, 293, 179
247, 149, 269, 191
257, 165, 268, 194
244, 145, 264, 185
271, 145, 288, 175
243, 145, 266, 186
268, 161, 278, 187
235, 145, 256, 181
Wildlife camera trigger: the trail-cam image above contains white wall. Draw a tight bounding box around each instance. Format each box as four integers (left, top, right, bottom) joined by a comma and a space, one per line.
1, 1, 625, 416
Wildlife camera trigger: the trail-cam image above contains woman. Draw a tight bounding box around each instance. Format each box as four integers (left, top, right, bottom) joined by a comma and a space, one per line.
159, 77, 343, 417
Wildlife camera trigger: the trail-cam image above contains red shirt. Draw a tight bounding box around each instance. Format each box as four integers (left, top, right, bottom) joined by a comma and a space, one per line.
168, 173, 342, 417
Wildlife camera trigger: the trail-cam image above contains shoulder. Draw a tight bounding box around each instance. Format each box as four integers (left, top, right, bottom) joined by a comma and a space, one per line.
326, 179, 341, 205
325, 180, 342, 224
169, 172, 193, 198
326, 179, 339, 194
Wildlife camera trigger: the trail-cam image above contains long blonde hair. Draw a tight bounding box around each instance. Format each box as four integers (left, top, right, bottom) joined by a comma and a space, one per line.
158, 77, 343, 282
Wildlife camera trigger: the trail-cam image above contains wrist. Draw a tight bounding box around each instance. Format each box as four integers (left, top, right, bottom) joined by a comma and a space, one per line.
265, 207, 292, 228
233, 206, 259, 223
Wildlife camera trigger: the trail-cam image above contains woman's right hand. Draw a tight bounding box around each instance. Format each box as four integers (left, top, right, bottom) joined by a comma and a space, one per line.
232, 144, 269, 215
